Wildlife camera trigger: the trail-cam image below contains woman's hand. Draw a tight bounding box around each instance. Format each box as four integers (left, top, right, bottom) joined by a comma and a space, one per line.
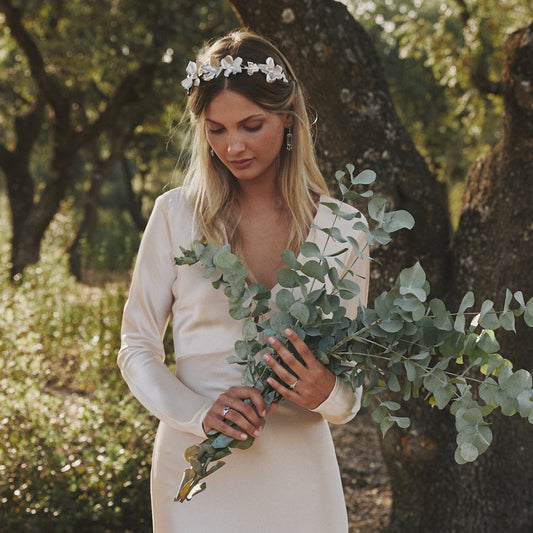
202, 386, 273, 441
264, 328, 336, 410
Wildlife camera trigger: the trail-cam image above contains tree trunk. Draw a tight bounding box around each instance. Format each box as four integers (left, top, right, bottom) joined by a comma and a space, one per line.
449, 23, 533, 531
385, 22, 533, 532
229, 1, 533, 531
121, 157, 147, 233
67, 130, 131, 280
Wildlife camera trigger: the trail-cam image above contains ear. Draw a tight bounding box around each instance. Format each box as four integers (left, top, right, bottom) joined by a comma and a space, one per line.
284, 113, 293, 128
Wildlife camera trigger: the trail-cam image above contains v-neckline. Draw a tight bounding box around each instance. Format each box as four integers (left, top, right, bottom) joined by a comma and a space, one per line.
246, 194, 329, 294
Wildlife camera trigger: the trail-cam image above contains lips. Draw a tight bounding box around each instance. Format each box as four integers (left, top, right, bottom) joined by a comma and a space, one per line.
229, 158, 253, 170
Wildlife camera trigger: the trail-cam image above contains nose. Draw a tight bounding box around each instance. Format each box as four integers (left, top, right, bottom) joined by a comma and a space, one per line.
227, 133, 245, 154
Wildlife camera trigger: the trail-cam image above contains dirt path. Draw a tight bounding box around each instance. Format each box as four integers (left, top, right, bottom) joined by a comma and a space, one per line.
330, 407, 392, 532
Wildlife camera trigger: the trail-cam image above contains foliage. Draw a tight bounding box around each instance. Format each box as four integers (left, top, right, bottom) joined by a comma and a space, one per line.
346, 0, 532, 220
174, 166, 533, 501
0, 0, 238, 275
0, 209, 156, 530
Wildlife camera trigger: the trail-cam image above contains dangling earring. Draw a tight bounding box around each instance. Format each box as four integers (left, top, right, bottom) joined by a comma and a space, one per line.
286, 127, 293, 152
210, 148, 215, 157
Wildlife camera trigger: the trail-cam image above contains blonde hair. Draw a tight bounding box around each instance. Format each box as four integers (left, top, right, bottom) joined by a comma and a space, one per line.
182, 30, 329, 254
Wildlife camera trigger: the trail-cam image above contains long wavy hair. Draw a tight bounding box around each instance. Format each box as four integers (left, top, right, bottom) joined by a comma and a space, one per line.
182, 29, 329, 255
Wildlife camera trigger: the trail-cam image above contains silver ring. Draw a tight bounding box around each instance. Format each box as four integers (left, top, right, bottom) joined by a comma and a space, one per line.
289, 379, 299, 390
222, 406, 230, 418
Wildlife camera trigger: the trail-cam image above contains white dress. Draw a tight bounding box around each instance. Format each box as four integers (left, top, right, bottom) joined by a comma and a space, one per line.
118, 188, 369, 532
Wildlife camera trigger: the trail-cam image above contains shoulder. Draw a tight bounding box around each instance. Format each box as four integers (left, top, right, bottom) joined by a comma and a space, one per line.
152, 187, 194, 221
154, 186, 190, 210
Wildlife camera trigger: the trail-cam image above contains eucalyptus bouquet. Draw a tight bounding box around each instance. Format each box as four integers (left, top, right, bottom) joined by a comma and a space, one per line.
174, 166, 533, 502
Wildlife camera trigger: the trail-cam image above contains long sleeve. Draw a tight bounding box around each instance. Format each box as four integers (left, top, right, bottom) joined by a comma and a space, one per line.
117, 193, 211, 438
311, 199, 370, 424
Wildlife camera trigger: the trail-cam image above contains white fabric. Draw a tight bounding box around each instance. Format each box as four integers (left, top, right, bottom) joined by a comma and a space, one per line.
118, 188, 370, 532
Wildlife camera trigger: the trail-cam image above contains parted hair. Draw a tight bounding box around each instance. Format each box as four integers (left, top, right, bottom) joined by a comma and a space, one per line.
182, 29, 329, 254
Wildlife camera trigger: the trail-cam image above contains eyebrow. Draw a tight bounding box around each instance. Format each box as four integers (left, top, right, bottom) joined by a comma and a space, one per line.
205, 114, 265, 127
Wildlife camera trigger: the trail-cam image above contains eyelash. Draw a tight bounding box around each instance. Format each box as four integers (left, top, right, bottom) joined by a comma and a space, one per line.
208, 124, 263, 135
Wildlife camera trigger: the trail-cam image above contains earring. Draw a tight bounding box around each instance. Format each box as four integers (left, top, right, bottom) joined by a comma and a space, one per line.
286, 127, 293, 152
210, 148, 215, 157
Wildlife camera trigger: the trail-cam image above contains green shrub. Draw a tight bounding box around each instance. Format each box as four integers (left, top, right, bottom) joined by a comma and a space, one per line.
0, 212, 157, 531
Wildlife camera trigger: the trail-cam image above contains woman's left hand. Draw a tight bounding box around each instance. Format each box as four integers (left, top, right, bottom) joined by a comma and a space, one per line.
264, 328, 336, 410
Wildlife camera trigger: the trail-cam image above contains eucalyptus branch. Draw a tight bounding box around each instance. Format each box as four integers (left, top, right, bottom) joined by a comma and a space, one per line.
173, 166, 533, 501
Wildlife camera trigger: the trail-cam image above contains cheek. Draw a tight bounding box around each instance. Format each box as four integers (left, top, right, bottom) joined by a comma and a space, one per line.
207, 135, 224, 155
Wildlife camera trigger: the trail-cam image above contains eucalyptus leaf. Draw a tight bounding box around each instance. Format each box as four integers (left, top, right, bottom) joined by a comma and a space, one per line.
301, 260, 326, 282
399, 262, 427, 302
289, 301, 311, 325
300, 242, 323, 259
351, 168, 376, 185
275, 289, 295, 311
382, 210, 415, 233
277, 268, 300, 288
281, 249, 300, 269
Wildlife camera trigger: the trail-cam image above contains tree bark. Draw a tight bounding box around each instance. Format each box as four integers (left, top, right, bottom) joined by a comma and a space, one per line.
385, 22, 533, 533
448, 22, 533, 532
229, 1, 533, 531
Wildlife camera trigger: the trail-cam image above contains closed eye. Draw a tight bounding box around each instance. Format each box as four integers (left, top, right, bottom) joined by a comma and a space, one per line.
244, 123, 263, 132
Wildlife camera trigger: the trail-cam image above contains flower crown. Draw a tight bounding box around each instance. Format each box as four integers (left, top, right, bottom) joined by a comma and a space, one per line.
181, 55, 289, 92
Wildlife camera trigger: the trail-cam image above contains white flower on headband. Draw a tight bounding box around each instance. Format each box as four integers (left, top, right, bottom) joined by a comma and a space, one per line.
220, 55, 243, 77
180, 55, 289, 92
246, 61, 260, 75
200, 59, 222, 81
181, 61, 201, 91
259, 57, 288, 83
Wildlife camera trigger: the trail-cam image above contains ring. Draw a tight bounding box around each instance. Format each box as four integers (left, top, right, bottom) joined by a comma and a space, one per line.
222, 406, 230, 418
289, 379, 299, 390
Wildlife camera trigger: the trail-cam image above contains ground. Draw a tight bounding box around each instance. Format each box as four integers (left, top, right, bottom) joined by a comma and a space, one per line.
330, 407, 392, 532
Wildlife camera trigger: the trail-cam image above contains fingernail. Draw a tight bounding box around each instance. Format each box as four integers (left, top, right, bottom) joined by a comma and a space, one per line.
285, 328, 294, 336
240, 433, 247, 440
254, 429, 261, 437
268, 336, 277, 345
264, 353, 271, 362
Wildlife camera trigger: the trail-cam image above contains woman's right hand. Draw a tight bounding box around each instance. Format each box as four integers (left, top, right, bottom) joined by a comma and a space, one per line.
202, 386, 274, 441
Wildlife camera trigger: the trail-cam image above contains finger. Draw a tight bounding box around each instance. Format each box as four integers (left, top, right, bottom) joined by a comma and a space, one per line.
210, 412, 250, 441
204, 404, 258, 441
265, 372, 299, 402
284, 328, 317, 366
221, 406, 263, 438
212, 387, 266, 436
263, 350, 300, 389
225, 386, 267, 418
267, 336, 307, 377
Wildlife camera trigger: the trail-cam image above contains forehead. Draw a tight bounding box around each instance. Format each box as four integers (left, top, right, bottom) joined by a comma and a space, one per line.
205, 89, 269, 124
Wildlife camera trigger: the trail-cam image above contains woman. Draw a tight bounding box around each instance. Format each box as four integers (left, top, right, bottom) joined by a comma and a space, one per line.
118, 30, 369, 532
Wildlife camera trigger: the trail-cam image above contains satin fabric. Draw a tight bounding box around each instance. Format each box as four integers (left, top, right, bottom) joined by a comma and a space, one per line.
118, 188, 369, 532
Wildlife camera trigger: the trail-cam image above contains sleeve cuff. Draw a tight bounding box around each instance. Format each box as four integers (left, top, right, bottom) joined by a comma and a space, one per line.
311, 376, 362, 425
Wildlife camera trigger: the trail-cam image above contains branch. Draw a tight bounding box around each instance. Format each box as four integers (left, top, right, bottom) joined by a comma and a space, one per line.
0, 142, 13, 170
14, 95, 45, 157
0, 1, 69, 115
76, 63, 157, 149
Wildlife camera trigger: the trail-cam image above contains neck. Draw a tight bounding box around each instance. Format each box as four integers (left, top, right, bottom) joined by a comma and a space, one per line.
235, 178, 282, 210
